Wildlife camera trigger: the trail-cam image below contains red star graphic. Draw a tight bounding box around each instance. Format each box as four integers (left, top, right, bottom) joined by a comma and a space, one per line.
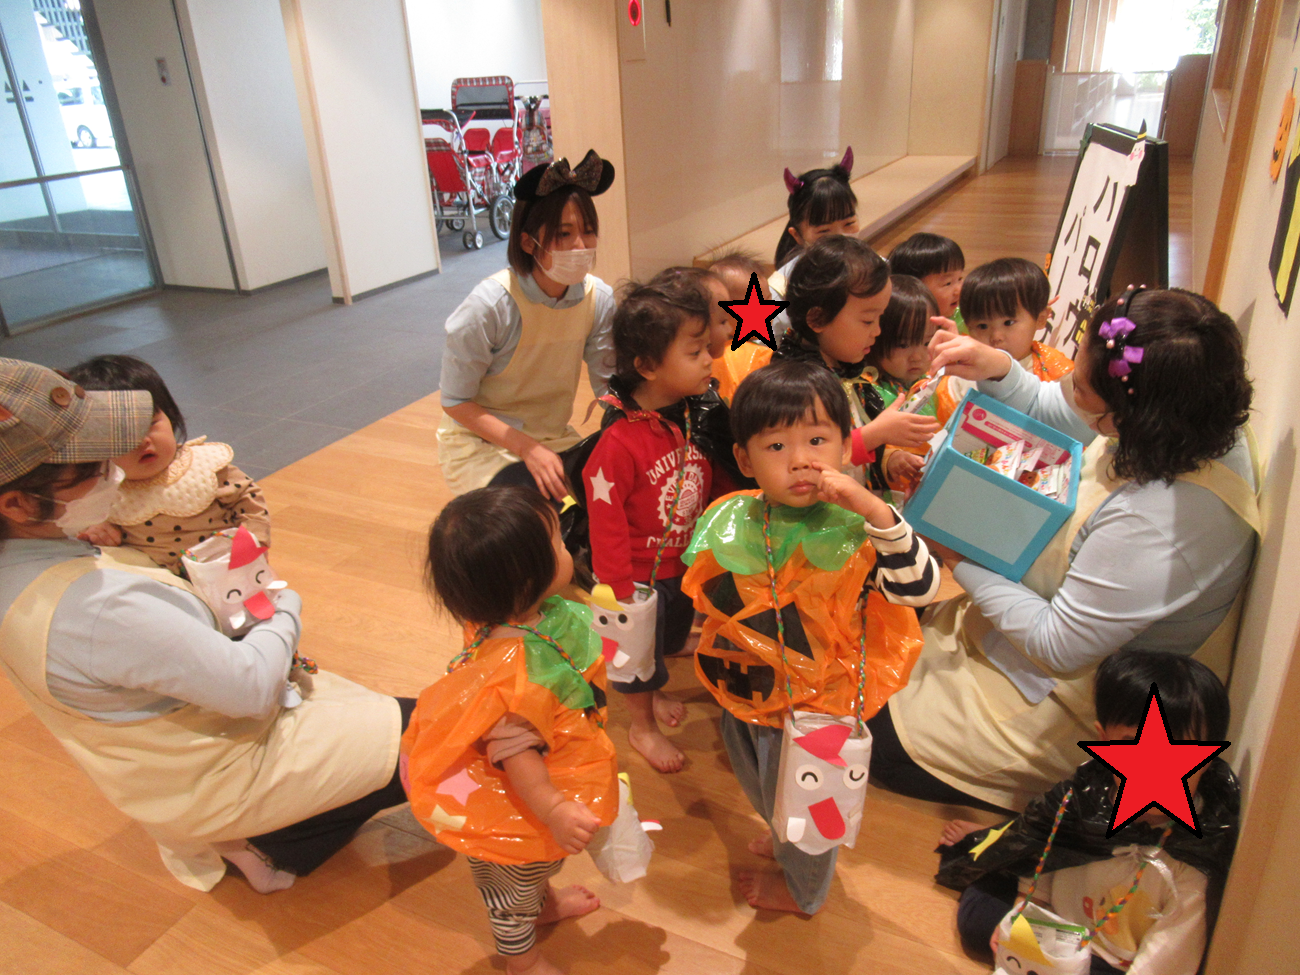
720, 272, 787, 351
1079, 684, 1228, 836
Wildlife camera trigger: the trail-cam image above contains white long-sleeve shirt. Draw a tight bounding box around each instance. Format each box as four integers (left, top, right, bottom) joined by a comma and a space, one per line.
951, 362, 1256, 674
0, 539, 299, 722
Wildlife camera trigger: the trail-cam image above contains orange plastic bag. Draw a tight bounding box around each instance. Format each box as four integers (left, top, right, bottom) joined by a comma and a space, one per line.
401, 600, 618, 864
681, 492, 924, 726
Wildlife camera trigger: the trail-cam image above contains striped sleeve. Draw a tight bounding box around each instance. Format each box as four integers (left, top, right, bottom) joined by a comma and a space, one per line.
863, 507, 940, 606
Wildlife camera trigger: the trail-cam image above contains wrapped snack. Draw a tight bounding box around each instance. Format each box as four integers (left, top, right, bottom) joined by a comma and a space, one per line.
988, 440, 1026, 478
899, 372, 943, 415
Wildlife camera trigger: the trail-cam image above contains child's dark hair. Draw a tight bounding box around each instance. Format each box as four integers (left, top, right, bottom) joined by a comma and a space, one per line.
1095, 650, 1229, 741
959, 257, 1050, 323
611, 278, 710, 397
67, 354, 186, 443
507, 187, 600, 279
888, 232, 965, 279
426, 486, 559, 625
868, 275, 938, 367
730, 359, 852, 446
1084, 288, 1252, 486
709, 249, 766, 283
785, 236, 890, 345
648, 265, 724, 305
774, 164, 857, 267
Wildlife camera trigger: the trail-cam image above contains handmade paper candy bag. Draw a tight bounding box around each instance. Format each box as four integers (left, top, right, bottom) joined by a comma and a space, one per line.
590, 583, 658, 684
180, 525, 286, 638
772, 711, 872, 855
587, 773, 654, 882
993, 901, 1090, 975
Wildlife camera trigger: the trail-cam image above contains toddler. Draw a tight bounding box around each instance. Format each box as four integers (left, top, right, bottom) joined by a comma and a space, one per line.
888, 232, 967, 330
933, 257, 1073, 426
866, 274, 942, 409
583, 279, 716, 773
938, 650, 1239, 975
682, 360, 939, 914
773, 148, 859, 274
68, 355, 268, 572
775, 236, 939, 494
709, 250, 776, 404
402, 486, 615, 975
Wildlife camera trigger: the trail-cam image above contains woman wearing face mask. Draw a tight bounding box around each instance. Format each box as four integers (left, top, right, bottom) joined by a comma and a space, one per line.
437, 150, 617, 500
0, 358, 410, 895
862, 289, 1261, 814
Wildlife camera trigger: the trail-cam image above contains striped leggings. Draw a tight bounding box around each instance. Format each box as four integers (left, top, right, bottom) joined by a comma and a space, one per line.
468, 857, 564, 956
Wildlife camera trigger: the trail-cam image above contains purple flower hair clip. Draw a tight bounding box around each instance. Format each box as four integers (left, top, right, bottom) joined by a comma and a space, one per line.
1100, 285, 1147, 390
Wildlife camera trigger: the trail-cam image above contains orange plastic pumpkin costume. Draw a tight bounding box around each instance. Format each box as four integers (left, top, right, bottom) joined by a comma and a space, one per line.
400, 597, 618, 864
934, 341, 1074, 427
712, 341, 773, 404
681, 492, 924, 727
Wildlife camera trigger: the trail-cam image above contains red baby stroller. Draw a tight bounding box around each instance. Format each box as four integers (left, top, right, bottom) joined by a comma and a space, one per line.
422, 108, 510, 250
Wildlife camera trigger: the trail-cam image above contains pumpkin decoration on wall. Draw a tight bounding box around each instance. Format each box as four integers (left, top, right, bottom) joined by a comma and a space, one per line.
1271, 72, 1296, 182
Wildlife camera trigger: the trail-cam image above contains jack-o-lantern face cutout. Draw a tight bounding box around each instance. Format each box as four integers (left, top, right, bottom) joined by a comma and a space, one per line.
1272, 87, 1295, 182
772, 713, 872, 855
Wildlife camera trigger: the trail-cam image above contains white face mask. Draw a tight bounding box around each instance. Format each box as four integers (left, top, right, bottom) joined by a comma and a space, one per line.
46, 464, 124, 538
541, 247, 596, 286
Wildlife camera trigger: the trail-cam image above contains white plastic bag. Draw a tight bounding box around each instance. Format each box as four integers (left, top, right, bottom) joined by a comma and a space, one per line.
771, 711, 872, 855
590, 584, 658, 684
587, 774, 654, 883
993, 901, 1090, 975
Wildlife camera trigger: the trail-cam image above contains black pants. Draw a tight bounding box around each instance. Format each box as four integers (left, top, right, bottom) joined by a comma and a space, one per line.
865, 704, 1013, 814
956, 877, 1123, 974
247, 696, 416, 876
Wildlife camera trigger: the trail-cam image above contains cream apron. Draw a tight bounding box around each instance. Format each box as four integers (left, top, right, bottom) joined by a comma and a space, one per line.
768, 269, 787, 298
437, 268, 598, 493
890, 427, 1262, 810
0, 547, 401, 891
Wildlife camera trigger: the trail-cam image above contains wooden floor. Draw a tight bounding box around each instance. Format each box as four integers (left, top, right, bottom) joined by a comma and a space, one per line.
0, 155, 1192, 975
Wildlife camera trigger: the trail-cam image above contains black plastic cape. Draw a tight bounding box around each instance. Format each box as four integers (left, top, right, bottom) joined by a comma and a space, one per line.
935, 758, 1240, 938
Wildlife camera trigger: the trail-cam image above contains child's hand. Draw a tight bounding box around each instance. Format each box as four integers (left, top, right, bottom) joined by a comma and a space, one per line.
808, 462, 895, 529
865, 401, 940, 449
886, 450, 925, 489
79, 522, 122, 547
544, 798, 601, 854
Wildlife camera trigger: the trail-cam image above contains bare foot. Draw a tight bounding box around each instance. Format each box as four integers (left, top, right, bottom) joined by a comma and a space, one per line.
214, 840, 296, 894
628, 724, 685, 773
536, 883, 601, 925
505, 945, 563, 975
652, 691, 687, 728
940, 819, 986, 847
747, 830, 775, 859
737, 869, 810, 914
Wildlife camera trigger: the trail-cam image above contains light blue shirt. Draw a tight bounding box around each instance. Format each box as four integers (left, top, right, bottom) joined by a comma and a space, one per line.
0, 539, 300, 722
950, 361, 1257, 674
439, 269, 617, 416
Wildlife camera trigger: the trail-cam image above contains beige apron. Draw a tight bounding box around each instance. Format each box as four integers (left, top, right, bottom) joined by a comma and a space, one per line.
0, 546, 400, 891
437, 268, 598, 493
891, 428, 1262, 810
768, 270, 787, 298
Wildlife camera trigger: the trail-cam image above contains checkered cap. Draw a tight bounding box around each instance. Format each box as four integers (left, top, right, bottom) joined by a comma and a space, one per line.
0, 358, 152, 484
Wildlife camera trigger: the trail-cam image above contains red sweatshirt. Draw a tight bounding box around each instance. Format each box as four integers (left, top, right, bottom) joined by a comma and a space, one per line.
583, 413, 712, 600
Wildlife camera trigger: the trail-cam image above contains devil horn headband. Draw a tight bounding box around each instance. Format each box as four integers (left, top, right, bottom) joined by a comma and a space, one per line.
783, 146, 855, 197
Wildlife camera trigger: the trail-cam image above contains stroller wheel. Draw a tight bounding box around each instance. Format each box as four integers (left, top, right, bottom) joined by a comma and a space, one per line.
463, 230, 484, 250
449, 219, 466, 232
489, 195, 512, 240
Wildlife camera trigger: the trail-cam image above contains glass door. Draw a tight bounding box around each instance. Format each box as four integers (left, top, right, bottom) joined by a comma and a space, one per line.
0, 0, 156, 335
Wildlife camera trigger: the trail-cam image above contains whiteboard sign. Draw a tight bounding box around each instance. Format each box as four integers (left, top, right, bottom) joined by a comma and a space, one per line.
1044, 124, 1149, 358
